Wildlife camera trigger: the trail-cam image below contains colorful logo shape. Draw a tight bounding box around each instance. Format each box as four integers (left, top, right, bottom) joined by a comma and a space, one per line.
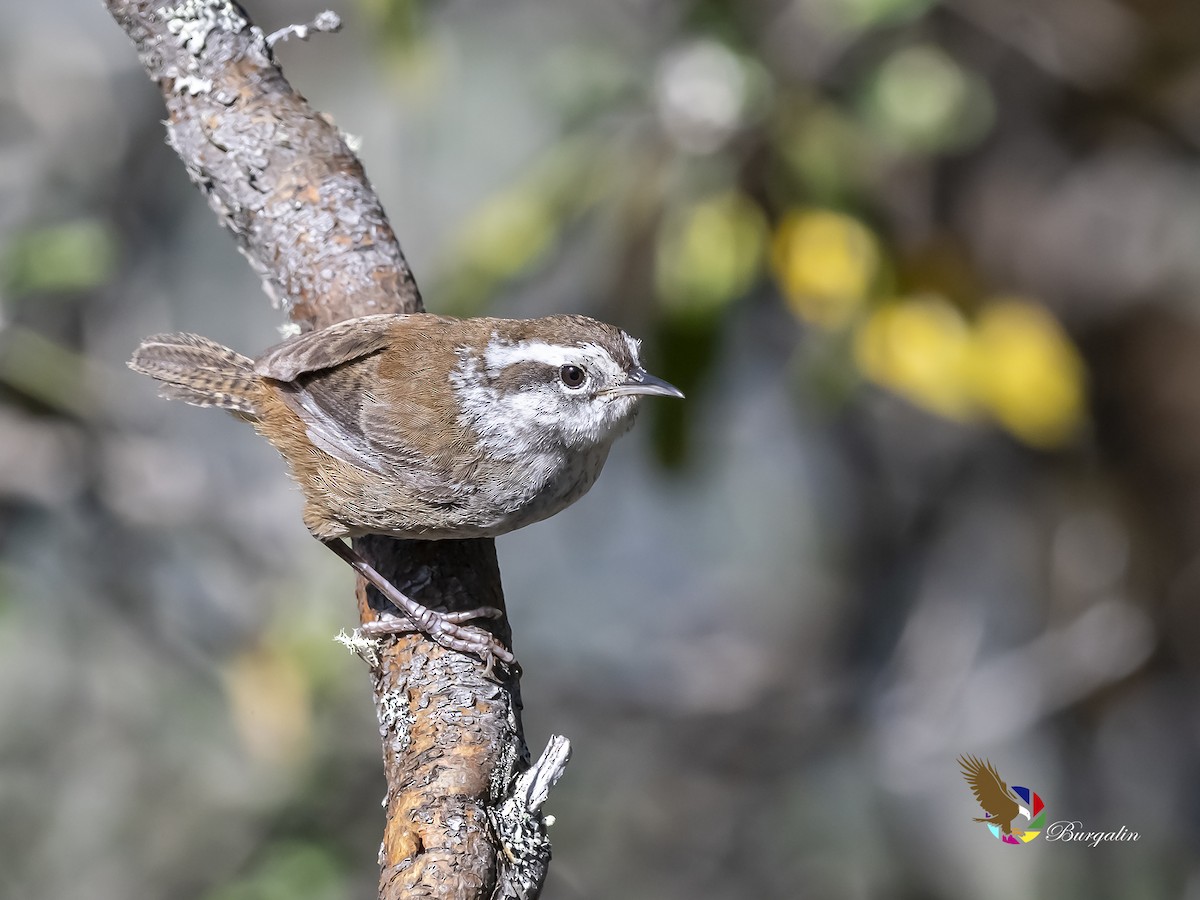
958, 755, 1046, 845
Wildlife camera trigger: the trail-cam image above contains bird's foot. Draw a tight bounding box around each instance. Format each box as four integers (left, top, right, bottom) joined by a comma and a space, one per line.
324, 539, 515, 670
362, 608, 514, 668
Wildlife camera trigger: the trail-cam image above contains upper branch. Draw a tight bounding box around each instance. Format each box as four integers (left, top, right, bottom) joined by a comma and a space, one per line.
105, 0, 421, 327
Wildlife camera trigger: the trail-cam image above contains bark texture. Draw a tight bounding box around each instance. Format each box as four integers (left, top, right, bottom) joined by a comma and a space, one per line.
104, 2, 565, 896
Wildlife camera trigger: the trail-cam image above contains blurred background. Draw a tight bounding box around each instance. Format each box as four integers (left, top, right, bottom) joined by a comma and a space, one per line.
0, 0, 1197, 897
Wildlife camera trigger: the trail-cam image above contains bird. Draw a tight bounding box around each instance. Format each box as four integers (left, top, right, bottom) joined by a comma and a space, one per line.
958, 755, 1031, 836
129, 312, 684, 666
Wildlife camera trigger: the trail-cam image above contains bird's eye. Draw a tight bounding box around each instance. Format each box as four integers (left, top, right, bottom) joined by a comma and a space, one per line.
559, 364, 586, 388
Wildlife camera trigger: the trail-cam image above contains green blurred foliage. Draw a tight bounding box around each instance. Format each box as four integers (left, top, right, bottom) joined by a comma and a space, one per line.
655, 191, 767, 313
771, 102, 878, 205
650, 311, 722, 467
836, 0, 940, 29
358, 0, 423, 54
437, 140, 603, 316
0, 326, 92, 416
538, 44, 641, 126
204, 841, 347, 900
860, 44, 994, 154
2, 219, 117, 296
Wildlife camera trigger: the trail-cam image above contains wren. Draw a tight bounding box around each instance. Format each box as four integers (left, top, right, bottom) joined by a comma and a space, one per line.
130, 313, 683, 665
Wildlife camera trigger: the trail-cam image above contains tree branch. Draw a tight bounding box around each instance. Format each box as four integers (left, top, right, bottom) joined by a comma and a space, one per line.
104, 2, 564, 896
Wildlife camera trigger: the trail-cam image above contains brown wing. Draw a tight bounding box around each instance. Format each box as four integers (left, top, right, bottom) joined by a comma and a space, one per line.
254, 314, 406, 382
958, 755, 1019, 820
257, 316, 473, 505
255, 313, 413, 473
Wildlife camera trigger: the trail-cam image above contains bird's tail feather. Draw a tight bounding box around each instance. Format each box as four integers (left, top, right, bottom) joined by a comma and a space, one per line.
129, 333, 260, 418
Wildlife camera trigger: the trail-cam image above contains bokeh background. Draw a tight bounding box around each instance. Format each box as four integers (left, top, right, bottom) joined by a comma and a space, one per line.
1, 0, 1197, 897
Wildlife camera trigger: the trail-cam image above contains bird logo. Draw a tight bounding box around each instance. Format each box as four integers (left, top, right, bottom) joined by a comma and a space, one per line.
958, 755, 1046, 844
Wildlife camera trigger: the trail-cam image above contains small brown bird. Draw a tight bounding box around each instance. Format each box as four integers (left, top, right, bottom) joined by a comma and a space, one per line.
129, 313, 683, 664
958, 755, 1031, 836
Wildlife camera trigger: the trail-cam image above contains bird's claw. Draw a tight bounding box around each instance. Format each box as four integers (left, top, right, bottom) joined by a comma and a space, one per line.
362, 608, 515, 668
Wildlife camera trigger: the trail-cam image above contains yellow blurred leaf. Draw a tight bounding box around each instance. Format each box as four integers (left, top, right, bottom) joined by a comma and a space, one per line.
970, 299, 1086, 448
772, 209, 880, 328
852, 295, 1087, 446
854, 296, 974, 419
655, 191, 767, 313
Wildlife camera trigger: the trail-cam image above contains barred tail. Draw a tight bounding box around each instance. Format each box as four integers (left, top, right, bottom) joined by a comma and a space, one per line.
129, 332, 261, 417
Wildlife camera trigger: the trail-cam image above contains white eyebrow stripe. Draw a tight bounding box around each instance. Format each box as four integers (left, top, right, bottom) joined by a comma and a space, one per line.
483, 338, 609, 374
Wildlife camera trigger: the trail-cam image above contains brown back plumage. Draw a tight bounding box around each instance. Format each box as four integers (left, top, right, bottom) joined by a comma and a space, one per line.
129, 332, 261, 417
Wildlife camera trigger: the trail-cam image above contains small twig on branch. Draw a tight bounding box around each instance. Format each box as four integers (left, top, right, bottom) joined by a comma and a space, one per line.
490, 735, 572, 899
104, 2, 566, 897
266, 10, 341, 48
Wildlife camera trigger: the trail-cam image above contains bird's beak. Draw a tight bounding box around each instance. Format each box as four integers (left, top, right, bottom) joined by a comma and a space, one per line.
605, 368, 685, 399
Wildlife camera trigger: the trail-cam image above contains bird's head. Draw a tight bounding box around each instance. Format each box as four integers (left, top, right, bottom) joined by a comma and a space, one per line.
451, 315, 683, 454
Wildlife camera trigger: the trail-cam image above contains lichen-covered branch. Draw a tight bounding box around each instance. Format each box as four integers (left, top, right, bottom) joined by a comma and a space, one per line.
103, 2, 564, 896
106, 0, 420, 326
